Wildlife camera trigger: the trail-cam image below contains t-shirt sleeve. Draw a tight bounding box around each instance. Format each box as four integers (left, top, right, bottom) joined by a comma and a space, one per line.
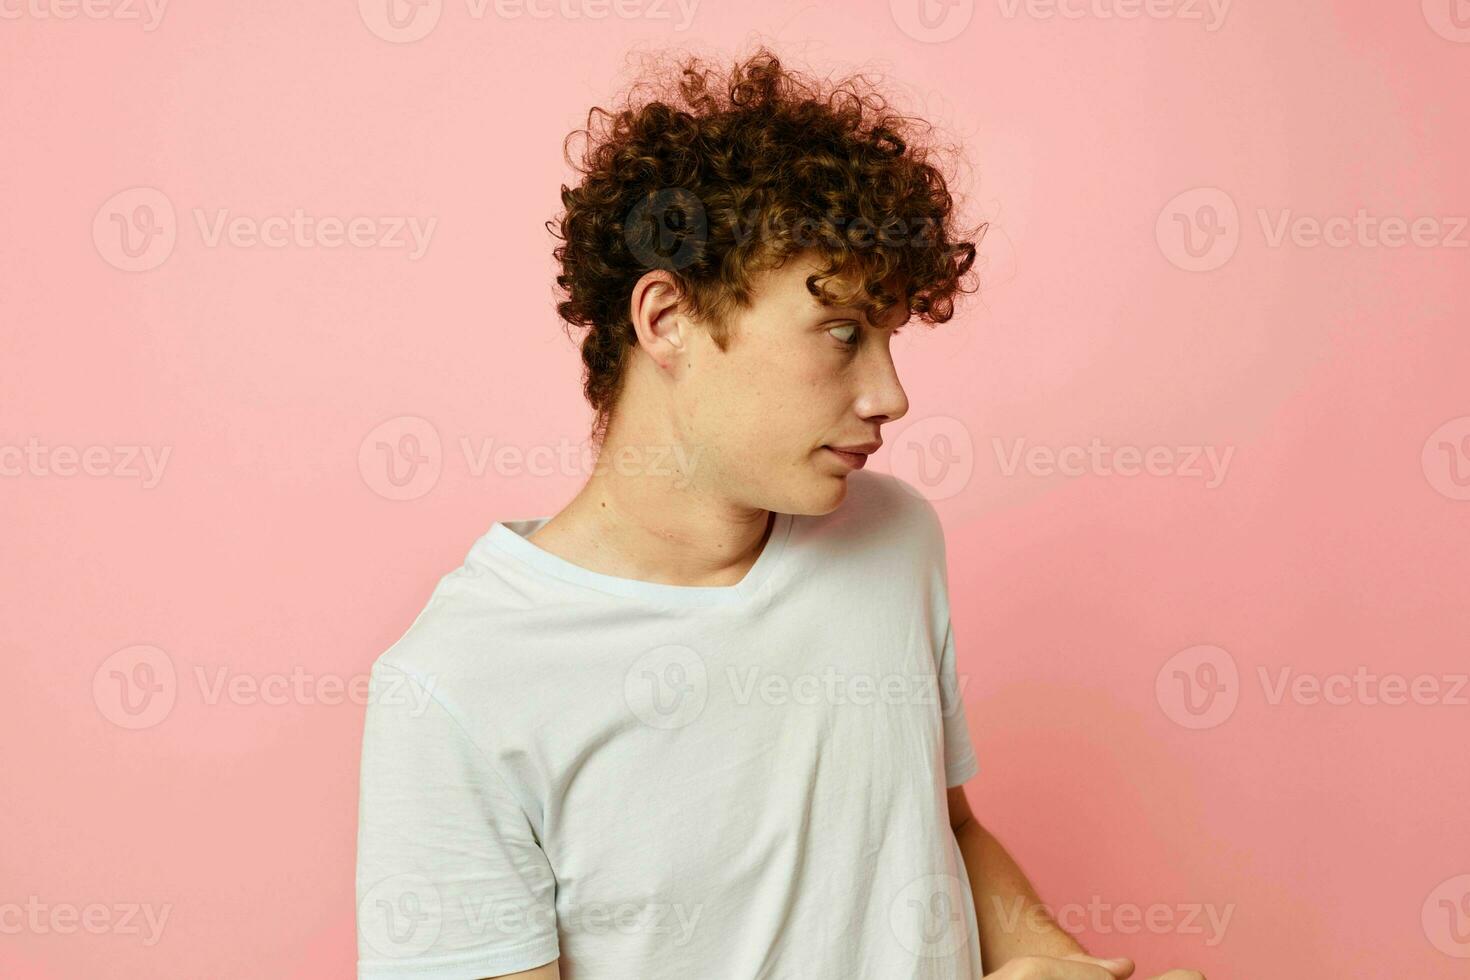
906, 477, 979, 788
938, 618, 980, 787
356, 662, 560, 979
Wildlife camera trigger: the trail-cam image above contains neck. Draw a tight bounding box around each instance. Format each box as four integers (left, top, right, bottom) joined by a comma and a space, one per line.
529, 424, 774, 588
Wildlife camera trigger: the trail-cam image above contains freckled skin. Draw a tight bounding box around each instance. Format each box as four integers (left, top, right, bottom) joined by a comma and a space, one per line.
625, 248, 911, 519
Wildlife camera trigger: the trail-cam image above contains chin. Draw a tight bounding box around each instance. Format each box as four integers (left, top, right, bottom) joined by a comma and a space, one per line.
784, 468, 853, 517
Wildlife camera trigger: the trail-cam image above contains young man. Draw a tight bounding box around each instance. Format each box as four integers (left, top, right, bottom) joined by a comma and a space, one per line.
355, 49, 1205, 980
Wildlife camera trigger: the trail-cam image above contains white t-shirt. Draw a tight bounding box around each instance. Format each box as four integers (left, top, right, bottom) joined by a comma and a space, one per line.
355, 468, 982, 979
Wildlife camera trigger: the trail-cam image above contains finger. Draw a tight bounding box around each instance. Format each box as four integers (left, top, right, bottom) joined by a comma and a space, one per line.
1002, 956, 1116, 980
1060, 952, 1136, 978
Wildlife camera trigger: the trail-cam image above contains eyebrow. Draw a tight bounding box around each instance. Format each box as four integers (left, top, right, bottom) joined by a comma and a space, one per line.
816, 305, 899, 325
807, 290, 914, 330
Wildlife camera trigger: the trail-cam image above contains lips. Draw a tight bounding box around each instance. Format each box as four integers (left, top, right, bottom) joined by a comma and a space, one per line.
826, 441, 882, 454
823, 446, 871, 469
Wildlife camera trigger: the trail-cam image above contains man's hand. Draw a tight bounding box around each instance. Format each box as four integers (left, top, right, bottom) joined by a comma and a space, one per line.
984, 953, 1206, 979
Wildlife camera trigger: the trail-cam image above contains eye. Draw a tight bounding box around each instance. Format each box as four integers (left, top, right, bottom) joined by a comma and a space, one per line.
828, 322, 859, 347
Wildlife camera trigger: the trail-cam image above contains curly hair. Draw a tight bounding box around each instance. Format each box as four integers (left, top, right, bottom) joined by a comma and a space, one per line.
547, 46, 984, 451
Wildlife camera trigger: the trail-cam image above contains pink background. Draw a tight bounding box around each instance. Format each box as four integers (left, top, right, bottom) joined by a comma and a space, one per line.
3, 2, 1468, 977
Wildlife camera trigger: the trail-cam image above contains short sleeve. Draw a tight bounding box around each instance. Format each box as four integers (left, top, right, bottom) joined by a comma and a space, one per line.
938, 621, 980, 787
356, 662, 559, 979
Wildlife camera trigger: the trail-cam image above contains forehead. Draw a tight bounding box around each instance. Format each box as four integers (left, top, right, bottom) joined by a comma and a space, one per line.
756, 250, 910, 327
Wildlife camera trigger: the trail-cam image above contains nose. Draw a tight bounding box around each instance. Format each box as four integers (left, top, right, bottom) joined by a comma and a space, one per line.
856, 345, 909, 425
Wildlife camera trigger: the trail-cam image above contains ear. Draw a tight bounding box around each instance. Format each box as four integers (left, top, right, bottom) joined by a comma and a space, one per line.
628, 269, 691, 368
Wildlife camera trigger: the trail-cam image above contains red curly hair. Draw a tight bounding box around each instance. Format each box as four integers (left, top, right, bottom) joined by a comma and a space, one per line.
548, 46, 984, 450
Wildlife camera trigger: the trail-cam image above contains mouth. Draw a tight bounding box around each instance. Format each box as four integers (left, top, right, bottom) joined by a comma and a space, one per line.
821, 446, 870, 470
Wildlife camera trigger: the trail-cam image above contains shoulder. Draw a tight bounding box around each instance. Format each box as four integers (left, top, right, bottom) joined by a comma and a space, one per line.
826, 468, 948, 572
845, 468, 946, 544
370, 536, 516, 683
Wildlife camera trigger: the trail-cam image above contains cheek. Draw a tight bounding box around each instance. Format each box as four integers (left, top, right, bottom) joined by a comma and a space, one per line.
759, 351, 835, 403
688, 345, 836, 452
